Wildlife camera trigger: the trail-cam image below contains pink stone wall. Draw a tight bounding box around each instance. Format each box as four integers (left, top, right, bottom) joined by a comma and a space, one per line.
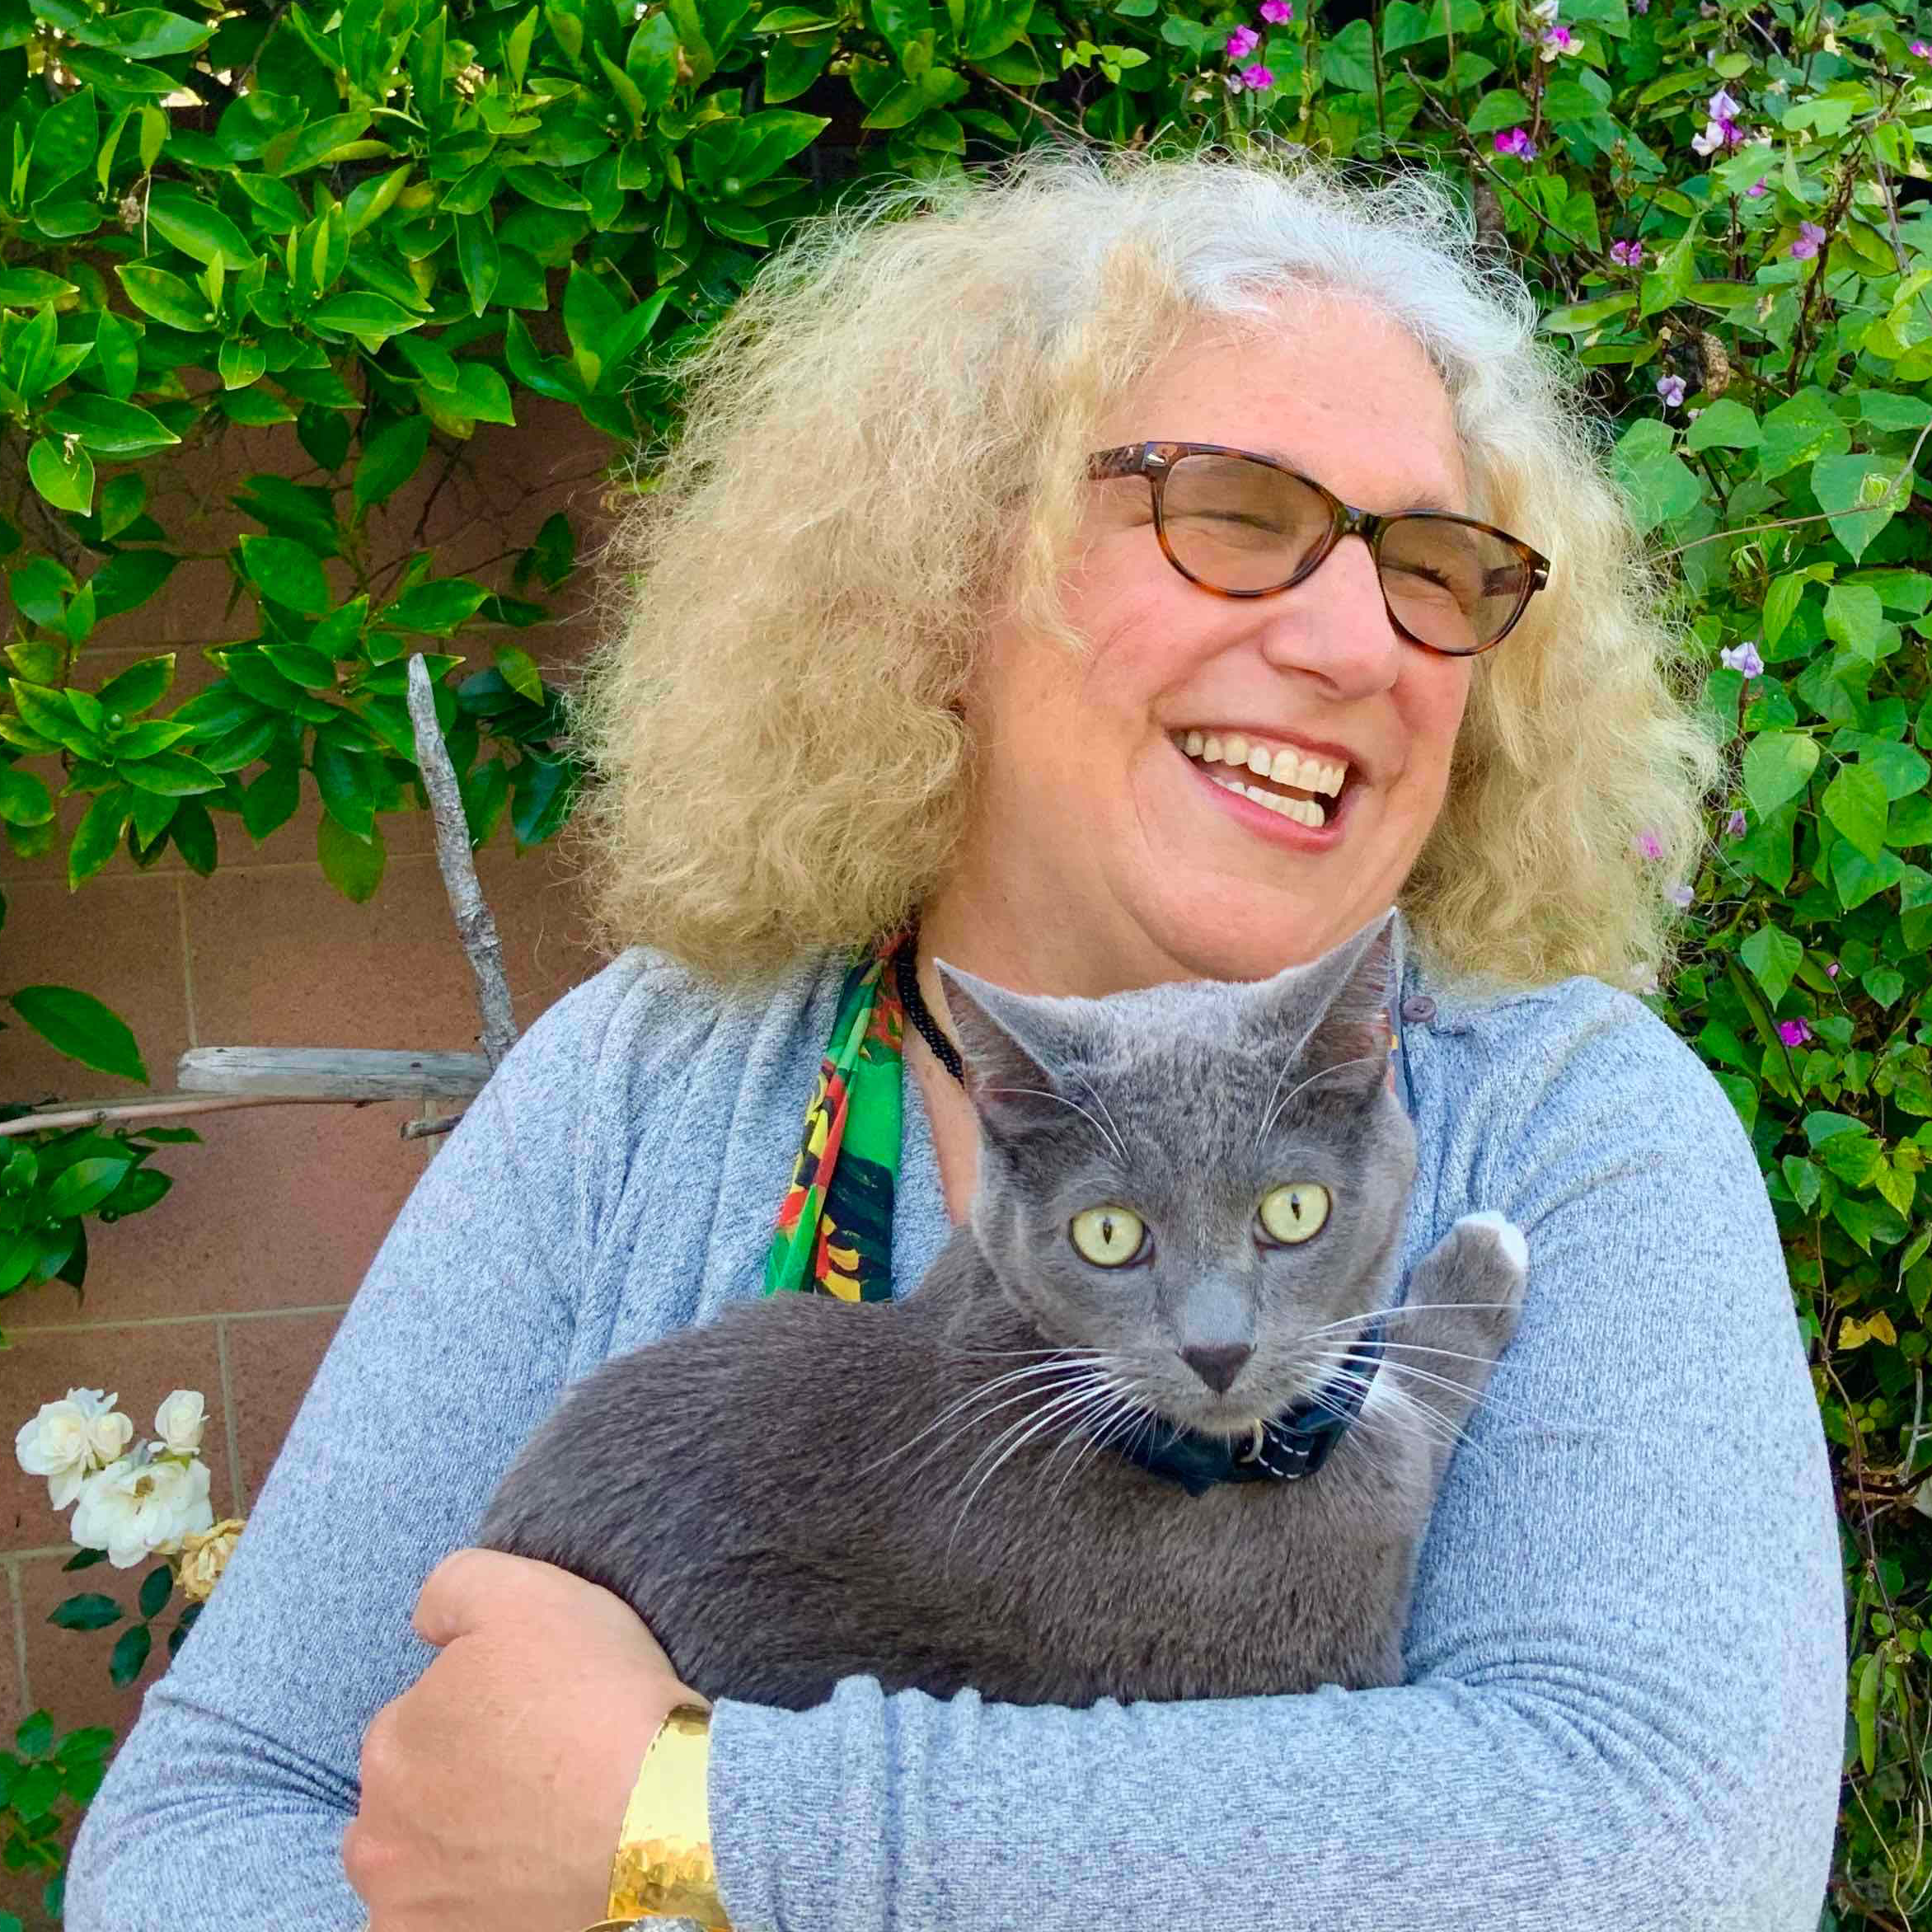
2, 403, 618, 1928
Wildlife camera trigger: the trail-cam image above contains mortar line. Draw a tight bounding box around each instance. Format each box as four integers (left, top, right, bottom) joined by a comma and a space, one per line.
4, 1302, 353, 1337
176, 873, 199, 1049
7, 1556, 30, 1724
215, 1317, 245, 1514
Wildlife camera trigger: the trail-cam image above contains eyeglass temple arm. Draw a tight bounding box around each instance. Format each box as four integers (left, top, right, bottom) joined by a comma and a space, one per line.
1086, 447, 1151, 482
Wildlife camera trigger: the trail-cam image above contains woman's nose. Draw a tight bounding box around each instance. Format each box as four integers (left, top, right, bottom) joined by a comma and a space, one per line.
1251, 534, 1404, 698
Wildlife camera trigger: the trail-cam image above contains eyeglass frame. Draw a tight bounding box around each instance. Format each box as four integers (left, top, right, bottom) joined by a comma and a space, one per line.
1086, 440, 1552, 658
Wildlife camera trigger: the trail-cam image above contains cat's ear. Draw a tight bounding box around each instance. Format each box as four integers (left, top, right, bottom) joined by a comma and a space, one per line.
1246, 910, 1397, 1100
931, 961, 1074, 1140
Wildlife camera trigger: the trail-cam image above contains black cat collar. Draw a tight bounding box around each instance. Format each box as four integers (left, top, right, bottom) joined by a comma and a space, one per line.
1114, 1317, 1388, 1498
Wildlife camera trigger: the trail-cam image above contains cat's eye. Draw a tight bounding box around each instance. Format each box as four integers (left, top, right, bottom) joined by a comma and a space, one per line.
1069, 1205, 1147, 1267
1258, 1183, 1329, 1245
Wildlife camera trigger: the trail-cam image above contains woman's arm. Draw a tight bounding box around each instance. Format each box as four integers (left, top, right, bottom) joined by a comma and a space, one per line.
706, 992, 1845, 1932
59, 954, 682, 1932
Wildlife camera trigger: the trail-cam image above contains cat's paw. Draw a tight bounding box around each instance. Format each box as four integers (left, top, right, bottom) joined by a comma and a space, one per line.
1433, 1211, 1531, 1342
1453, 1210, 1529, 1276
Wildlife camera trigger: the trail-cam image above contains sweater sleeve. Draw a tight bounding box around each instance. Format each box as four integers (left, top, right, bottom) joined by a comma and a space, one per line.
59, 953, 679, 1932
706, 989, 1847, 1932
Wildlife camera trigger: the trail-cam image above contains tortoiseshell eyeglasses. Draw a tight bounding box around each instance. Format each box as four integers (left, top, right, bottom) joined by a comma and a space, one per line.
1087, 441, 1551, 657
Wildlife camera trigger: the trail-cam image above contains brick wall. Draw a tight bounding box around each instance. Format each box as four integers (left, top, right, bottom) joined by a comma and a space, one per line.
2, 402, 615, 1927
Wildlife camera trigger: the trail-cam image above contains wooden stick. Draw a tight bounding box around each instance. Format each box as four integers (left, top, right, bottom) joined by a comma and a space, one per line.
406, 653, 519, 1072
0, 1092, 376, 1137
176, 1046, 491, 1098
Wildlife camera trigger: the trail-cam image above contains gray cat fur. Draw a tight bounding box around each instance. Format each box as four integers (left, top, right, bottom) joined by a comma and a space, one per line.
476, 911, 1528, 1711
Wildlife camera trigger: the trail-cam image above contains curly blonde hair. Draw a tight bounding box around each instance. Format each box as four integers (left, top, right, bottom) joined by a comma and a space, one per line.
565, 146, 1721, 998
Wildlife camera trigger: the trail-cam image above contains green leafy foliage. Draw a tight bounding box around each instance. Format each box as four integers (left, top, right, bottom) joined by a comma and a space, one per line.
3, 0, 1932, 1920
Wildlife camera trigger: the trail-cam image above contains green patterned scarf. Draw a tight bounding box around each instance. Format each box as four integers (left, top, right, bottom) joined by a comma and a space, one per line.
761, 929, 911, 1302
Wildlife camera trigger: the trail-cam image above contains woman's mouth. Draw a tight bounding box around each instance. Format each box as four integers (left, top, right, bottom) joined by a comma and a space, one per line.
1168, 729, 1361, 842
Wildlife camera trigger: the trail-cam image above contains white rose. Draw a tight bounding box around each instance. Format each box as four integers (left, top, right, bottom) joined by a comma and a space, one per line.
16, 1389, 124, 1511
155, 1390, 207, 1456
88, 1407, 134, 1468
70, 1447, 214, 1569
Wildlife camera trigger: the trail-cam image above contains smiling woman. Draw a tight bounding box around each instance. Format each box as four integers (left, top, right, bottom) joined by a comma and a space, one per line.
63, 147, 1843, 1932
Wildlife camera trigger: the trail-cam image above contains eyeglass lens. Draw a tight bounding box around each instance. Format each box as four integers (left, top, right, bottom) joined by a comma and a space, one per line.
1158, 453, 1531, 654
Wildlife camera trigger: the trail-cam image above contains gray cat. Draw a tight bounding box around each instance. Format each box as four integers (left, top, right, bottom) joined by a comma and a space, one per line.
476, 912, 1529, 1710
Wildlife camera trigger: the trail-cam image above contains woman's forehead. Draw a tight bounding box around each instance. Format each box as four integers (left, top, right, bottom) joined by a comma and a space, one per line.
1099, 293, 1469, 513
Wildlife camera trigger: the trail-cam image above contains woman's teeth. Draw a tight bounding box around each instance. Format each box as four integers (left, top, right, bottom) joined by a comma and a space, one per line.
1174, 731, 1348, 829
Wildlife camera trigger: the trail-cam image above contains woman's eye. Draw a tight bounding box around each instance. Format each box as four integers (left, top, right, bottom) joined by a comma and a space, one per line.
1257, 1184, 1330, 1245
1069, 1206, 1147, 1267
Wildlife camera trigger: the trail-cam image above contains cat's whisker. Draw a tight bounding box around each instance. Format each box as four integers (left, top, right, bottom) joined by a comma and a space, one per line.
1042, 1378, 1142, 1505
983, 1084, 1127, 1161
943, 1380, 1121, 1568
1253, 1052, 1382, 1151
1296, 1298, 1524, 1347
1311, 1343, 1550, 1433
868, 1359, 1100, 1479
1067, 1067, 1131, 1170
1317, 1363, 1471, 1461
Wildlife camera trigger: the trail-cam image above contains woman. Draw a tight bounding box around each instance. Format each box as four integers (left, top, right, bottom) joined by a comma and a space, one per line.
64, 150, 1844, 1931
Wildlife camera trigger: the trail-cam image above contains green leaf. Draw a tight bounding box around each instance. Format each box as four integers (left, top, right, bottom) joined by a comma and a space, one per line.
30, 85, 99, 193
455, 213, 499, 317
42, 395, 180, 457
120, 751, 222, 796
1742, 732, 1821, 818
48, 1594, 124, 1632
0, 269, 79, 305
1829, 839, 1905, 912
307, 292, 423, 343
45, 1156, 134, 1217
1823, 584, 1885, 661
353, 415, 429, 513
7, 985, 147, 1081
0, 764, 54, 826
109, 1621, 152, 1689
313, 740, 374, 839
1822, 763, 1891, 861
95, 654, 175, 714
1757, 389, 1850, 479
318, 809, 385, 901
1684, 398, 1760, 452
241, 763, 300, 841
1739, 925, 1803, 1006
137, 1563, 173, 1619
1812, 453, 1907, 565
218, 336, 268, 389
385, 579, 488, 633
143, 185, 256, 266
447, 363, 513, 424
238, 534, 331, 617
28, 436, 94, 514
117, 263, 215, 331
1465, 88, 1532, 134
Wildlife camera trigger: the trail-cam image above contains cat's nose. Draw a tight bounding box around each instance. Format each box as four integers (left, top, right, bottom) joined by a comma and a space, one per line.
1181, 1343, 1252, 1393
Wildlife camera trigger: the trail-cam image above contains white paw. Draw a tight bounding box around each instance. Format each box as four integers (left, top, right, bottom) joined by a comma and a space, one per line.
1456, 1210, 1529, 1273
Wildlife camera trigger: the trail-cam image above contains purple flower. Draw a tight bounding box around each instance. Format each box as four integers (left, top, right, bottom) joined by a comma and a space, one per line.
1724, 809, 1747, 839
1226, 25, 1261, 59
1911, 40, 1932, 59
1747, 177, 1768, 198
1790, 221, 1826, 260
1657, 373, 1686, 409
1692, 115, 1744, 156
1610, 239, 1644, 267
1777, 1018, 1812, 1048
1719, 640, 1765, 678
1493, 127, 1536, 159
1540, 23, 1576, 57
1259, 0, 1294, 21
1708, 88, 1743, 120
1630, 0, 1647, 11
1826, 961, 1840, 978
1238, 61, 1275, 89
1668, 883, 1695, 908
1634, 829, 1664, 860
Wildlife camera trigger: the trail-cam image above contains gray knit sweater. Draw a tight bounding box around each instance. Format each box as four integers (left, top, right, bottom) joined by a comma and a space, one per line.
63, 908, 1846, 1931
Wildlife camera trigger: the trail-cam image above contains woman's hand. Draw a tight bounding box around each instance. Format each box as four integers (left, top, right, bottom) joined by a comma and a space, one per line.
343, 1548, 704, 1932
